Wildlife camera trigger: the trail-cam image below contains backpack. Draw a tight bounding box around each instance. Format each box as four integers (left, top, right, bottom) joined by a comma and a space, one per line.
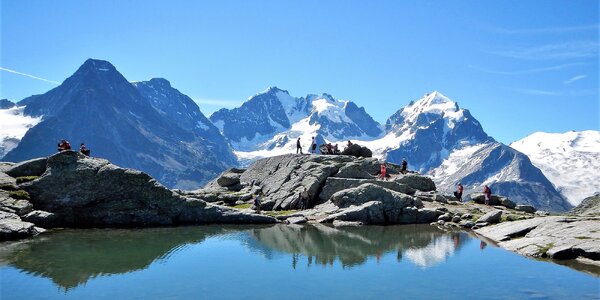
312, 143, 316, 150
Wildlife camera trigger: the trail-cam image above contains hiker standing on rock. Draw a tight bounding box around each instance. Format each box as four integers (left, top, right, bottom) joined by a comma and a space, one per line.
299, 188, 309, 209
296, 137, 303, 154
454, 183, 463, 202
483, 185, 491, 205
310, 137, 317, 154
254, 193, 262, 214
380, 163, 387, 180
401, 158, 408, 174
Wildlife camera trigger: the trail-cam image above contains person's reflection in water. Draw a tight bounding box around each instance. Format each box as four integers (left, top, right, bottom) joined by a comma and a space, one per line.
376, 251, 382, 264
396, 251, 403, 262
307, 255, 312, 268
452, 234, 460, 248
292, 253, 298, 269
480, 241, 487, 250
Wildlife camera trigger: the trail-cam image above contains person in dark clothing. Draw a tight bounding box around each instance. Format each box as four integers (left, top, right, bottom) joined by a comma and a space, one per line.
310, 137, 317, 154
79, 143, 91, 156
401, 158, 408, 174
296, 137, 303, 154
333, 144, 339, 155
57, 140, 71, 152
254, 193, 262, 214
483, 185, 491, 205
453, 183, 464, 202
347, 140, 353, 148
325, 143, 333, 155
299, 188, 309, 209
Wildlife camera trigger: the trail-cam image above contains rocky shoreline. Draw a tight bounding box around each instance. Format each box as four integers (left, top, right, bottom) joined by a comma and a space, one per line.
1, 151, 598, 274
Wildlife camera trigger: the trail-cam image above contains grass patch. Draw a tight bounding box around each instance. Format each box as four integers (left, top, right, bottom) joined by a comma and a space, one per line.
574, 236, 592, 240
0, 184, 17, 191
232, 203, 252, 210
536, 243, 554, 257
9, 190, 30, 200
16, 176, 39, 184
265, 210, 299, 217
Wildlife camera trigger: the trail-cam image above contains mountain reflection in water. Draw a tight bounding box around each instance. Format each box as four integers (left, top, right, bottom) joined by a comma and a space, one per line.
0, 224, 468, 290
248, 224, 466, 268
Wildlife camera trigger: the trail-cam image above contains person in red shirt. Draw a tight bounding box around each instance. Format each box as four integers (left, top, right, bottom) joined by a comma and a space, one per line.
380, 163, 387, 180
483, 185, 492, 205
57, 140, 71, 152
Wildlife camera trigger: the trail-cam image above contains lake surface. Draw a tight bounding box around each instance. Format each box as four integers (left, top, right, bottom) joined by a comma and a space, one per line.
1, 224, 598, 300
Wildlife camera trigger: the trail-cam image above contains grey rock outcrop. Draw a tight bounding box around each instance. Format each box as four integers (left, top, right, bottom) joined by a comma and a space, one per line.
18, 151, 276, 227
319, 177, 415, 204
5, 157, 47, 178
476, 216, 600, 261
0, 211, 42, 240
239, 154, 352, 210
515, 205, 536, 213
571, 194, 600, 216
393, 174, 436, 192
330, 183, 418, 209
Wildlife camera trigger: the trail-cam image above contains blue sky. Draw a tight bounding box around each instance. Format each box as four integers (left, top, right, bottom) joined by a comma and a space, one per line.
1, 0, 598, 143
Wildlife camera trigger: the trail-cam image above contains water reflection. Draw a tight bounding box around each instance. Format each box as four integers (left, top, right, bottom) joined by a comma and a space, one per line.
0, 226, 250, 289
247, 224, 467, 268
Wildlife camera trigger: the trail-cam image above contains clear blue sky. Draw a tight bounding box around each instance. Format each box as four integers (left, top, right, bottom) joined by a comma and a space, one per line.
1, 0, 598, 143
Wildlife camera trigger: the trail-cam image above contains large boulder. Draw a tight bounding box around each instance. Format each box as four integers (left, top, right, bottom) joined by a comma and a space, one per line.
471, 193, 501, 206
19, 151, 276, 227
330, 183, 418, 209
341, 144, 372, 158
216, 171, 241, 187
515, 205, 536, 213
22, 210, 60, 228
476, 210, 503, 224
319, 177, 415, 203
0, 190, 33, 216
393, 174, 436, 192
5, 157, 47, 178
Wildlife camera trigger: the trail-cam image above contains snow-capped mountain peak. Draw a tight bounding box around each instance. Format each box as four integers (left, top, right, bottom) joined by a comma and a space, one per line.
510, 130, 600, 205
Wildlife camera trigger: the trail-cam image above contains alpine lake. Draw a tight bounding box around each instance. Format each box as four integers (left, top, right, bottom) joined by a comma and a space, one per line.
1, 224, 598, 300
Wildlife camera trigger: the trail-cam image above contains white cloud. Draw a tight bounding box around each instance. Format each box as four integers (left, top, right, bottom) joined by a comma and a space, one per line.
469, 63, 584, 75
0, 67, 60, 85
486, 24, 599, 34
563, 75, 587, 85
193, 98, 242, 108
490, 40, 599, 60
513, 88, 597, 96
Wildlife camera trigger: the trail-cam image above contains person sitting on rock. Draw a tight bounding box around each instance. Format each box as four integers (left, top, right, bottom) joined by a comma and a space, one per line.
380, 163, 387, 180
333, 144, 340, 155
347, 140, 353, 148
483, 185, 491, 205
296, 137, 303, 154
325, 143, 333, 155
401, 158, 408, 174
79, 143, 91, 156
454, 183, 463, 202
57, 139, 71, 152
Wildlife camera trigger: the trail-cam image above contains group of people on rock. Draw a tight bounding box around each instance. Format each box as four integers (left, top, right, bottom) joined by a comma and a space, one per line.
296, 137, 354, 155
57, 139, 91, 156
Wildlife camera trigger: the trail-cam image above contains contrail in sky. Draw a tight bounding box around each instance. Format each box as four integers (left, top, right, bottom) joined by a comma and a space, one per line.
0, 67, 60, 85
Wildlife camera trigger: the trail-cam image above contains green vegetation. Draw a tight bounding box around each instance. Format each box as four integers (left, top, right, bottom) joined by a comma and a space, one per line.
16, 176, 39, 184
536, 243, 554, 257
232, 203, 252, 210
574, 236, 592, 240
265, 210, 299, 217
9, 190, 30, 200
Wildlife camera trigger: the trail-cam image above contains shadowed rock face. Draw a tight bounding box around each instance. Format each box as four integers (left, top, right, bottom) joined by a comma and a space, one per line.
18, 151, 275, 227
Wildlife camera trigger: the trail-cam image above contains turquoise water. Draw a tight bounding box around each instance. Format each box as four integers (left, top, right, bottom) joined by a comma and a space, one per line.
0, 224, 598, 300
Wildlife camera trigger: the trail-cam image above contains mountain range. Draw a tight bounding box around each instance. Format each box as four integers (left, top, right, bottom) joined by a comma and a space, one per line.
1, 58, 596, 211
2, 59, 235, 189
